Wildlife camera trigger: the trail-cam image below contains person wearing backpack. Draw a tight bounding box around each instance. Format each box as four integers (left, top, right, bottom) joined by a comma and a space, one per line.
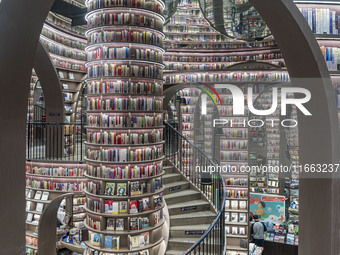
251, 214, 267, 254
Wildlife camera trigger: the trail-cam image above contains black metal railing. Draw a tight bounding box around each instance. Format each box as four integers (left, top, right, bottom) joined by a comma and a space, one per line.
164, 122, 226, 255
33, 105, 46, 122
26, 122, 86, 162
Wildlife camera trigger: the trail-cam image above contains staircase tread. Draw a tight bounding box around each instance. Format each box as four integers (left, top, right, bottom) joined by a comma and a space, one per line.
165, 251, 186, 255
167, 199, 209, 209
168, 238, 199, 243
170, 224, 212, 231
164, 189, 200, 199
164, 181, 188, 188
163, 173, 182, 178
170, 211, 216, 219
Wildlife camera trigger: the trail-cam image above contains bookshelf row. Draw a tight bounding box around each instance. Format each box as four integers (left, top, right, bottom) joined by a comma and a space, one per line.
86, 11, 164, 31
86, 113, 163, 129
86, 80, 163, 96
164, 71, 290, 84
87, 97, 163, 111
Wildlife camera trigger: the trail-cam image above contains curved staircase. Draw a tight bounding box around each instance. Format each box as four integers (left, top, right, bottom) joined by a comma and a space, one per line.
163, 161, 217, 255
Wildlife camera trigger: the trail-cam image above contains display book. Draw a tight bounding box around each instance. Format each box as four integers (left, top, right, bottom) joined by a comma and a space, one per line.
25, 162, 87, 253
264, 222, 299, 246
84, 1, 165, 254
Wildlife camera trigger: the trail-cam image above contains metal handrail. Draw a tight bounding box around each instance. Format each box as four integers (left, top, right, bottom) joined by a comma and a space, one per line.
165, 122, 226, 254
26, 122, 86, 162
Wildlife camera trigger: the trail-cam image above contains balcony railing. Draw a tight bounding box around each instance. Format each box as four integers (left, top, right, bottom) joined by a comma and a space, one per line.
26, 122, 85, 162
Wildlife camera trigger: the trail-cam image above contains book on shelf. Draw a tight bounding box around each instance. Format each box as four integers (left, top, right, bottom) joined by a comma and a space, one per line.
129, 200, 138, 214
141, 197, 151, 212
32, 214, 40, 224
116, 218, 124, 231
140, 217, 149, 229
139, 232, 149, 247
90, 232, 101, 247
153, 194, 162, 208
26, 189, 33, 199
104, 235, 113, 249
107, 218, 115, 230
231, 213, 238, 223
231, 200, 238, 210
116, 183, 127, 196
286, 233, 295, 245
154, 211, 161, 225
119, 201, 128, 214
26, 213, 33, 223
130, 217, 139, 230
130, 181, 141, 196
58, 71, 64, 79
35, 203, 44, 213
225, 213, 230, 222
130, 235, 140, 249
68, 73, 75, 80
34, 191, 42, 200
239, 201, 247, 210
41, 191, 49, 201
105, 183, 115, 196
62, 83, 69, 90
26, 201, 32, 211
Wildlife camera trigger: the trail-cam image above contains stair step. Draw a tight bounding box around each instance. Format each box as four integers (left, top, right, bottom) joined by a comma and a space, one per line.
167, 238, 199, 251
170, 224, 211, 238
163, 181, 190, 195
163, 173, 183, 184
165, 250, 185, 255
164, 189, 201, 205
163, 165, 176, 174
170, 211, 216, 226
167, 200, 211, 215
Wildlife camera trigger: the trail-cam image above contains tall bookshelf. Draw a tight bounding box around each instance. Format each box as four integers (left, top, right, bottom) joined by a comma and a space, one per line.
216, 84, 250, 255
25, 161, 87, 255
84, 0, 166, 254
40, 19, 87, 123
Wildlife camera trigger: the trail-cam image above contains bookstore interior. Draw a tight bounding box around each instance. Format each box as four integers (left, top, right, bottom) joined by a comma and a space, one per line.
0, 0, 340, 255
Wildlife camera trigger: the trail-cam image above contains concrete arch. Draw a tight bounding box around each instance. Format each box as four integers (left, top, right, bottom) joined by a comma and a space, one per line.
34, 41, 65, 123
249, 0, 340, 254
0, 0, 56, 253
38, 193, 74, 255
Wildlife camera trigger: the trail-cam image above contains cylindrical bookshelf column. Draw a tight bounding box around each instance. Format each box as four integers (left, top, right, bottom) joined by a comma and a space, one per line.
84, 0, 165, 254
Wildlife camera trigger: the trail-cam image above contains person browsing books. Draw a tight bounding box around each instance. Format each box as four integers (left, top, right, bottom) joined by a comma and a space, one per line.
251, 215, 267, 254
